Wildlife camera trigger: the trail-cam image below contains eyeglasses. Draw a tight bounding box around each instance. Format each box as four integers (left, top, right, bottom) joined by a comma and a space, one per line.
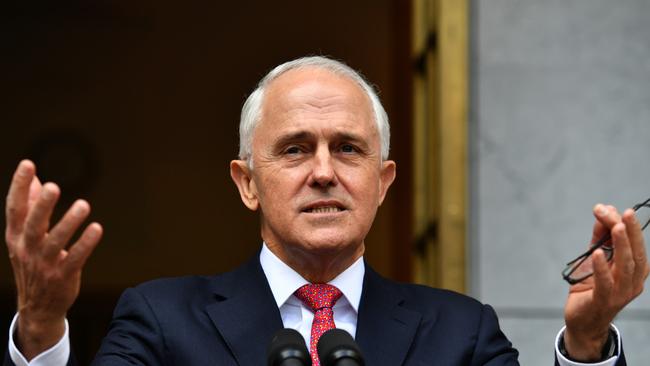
562, 198, 650, 285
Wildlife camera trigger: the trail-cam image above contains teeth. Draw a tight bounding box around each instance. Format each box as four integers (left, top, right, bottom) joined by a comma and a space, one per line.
310, 206, 341, 213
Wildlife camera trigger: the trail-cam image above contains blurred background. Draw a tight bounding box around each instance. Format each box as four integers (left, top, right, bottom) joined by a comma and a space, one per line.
1, 0, 648, 365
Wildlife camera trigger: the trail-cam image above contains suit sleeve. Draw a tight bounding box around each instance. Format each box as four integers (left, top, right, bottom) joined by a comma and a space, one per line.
91, 288, 167, 366
469, 304, 519, 365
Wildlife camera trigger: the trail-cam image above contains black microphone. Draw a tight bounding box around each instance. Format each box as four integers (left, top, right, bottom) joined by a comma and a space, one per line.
317, 329, 365, 366
267, 328, 312, 366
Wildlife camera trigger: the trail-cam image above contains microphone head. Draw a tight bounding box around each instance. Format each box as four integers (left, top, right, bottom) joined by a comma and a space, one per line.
267, 328, 311, 366
317, 329, 365, 366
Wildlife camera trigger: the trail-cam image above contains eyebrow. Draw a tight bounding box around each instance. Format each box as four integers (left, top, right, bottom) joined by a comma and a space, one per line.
334, 132, 369, 149
273, 131, 314, 148
272, 131, 369, 149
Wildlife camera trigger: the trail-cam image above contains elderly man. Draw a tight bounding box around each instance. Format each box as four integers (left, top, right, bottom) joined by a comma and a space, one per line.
4, 56, 649, 365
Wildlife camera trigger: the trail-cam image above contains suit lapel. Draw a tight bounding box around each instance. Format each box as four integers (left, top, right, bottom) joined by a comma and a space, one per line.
202, 256, 425, 366
204, 256, 284, 366
355, 266, 423, 366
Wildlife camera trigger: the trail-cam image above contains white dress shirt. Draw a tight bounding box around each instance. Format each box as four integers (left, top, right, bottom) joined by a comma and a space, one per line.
555, 325, 620, 366
259, 243, 363, 350
8, 317, 70, 366
8, 243, 620, 365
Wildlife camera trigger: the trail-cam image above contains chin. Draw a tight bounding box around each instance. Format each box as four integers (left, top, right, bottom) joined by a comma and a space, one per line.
299, 232, 360, 255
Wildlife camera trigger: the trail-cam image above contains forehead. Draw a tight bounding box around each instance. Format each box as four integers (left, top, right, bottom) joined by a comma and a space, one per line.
258, 68, 376, 138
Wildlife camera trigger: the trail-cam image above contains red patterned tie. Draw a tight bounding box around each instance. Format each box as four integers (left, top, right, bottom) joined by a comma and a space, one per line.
294, 284, 343, 366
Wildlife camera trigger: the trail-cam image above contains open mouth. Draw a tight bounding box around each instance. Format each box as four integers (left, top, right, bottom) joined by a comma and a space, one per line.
301, 201, 347, 214
304, 205, 344, 214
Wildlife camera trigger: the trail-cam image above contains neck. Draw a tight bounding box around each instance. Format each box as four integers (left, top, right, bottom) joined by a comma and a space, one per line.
265, 241, 364, 283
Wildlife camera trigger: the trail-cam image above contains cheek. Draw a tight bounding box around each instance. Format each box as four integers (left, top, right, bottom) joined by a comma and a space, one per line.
340, 167, 382, 204
258, 167, 309, 202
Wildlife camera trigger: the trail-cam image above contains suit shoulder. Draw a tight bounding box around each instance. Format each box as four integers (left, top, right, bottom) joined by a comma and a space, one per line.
132, 275, 212, 295
124, 273, 229, 307
121, 257, 263, 310
392, 281, 487, 315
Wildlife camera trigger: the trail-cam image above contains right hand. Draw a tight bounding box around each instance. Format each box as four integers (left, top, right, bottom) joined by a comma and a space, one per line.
5, 160, 103, 360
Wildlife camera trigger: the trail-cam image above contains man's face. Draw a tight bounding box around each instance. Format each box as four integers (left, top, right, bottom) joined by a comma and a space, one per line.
232, 67, 395, 262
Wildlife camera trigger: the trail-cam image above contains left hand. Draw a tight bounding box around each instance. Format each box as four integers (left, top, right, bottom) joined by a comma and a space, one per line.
563, 204, 649, 361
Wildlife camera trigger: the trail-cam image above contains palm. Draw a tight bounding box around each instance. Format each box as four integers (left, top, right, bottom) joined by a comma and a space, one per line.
565, 279, 603, 333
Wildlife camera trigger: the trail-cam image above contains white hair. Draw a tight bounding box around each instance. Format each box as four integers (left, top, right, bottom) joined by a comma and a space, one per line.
238, 56, 390, 165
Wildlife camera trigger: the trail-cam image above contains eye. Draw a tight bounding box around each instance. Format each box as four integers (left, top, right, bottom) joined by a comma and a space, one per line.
339, 144, 357, 153
284, 145, 303, 155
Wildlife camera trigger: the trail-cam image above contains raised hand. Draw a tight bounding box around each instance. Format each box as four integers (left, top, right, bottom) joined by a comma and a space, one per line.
563, 204, 649, 361
5, 160, 103, 360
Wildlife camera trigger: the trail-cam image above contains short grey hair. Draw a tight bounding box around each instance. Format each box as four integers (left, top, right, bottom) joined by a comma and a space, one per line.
238, 56, 390, 164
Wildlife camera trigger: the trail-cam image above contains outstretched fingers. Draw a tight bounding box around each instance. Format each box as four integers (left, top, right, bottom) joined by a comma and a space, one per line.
27, 175, 43, 209
23, 183, 60, 251
5, 160, 37, 242
43, 200, 91, 258
64, 223, 103, 274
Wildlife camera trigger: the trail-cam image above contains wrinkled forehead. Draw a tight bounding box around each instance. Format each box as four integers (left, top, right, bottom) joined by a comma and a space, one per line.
258, 67, 376, 133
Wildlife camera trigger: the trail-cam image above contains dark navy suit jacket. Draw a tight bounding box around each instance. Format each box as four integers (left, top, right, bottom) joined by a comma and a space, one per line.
4, 255, 626, 365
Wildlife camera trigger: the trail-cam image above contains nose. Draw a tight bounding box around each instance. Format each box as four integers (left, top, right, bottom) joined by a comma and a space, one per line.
308, 146, 338, 188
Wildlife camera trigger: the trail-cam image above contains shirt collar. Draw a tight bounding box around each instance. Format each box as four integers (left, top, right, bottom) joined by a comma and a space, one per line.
259, 243, 364, 313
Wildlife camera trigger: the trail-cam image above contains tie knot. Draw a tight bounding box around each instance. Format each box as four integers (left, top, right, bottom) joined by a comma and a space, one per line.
294, 284, 342, 311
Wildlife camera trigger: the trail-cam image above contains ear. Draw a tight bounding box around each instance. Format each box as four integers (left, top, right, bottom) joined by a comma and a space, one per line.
378, 160, 396, 206
230, 160, 259, 211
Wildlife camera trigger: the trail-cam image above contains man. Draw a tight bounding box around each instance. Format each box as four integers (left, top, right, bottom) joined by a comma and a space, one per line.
4, 56, 649, 365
